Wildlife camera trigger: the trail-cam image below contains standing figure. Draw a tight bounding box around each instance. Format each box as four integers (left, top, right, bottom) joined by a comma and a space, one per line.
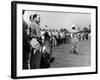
23, 10, 31, 69
28, 14, 42, 69
70, 25, 79, 54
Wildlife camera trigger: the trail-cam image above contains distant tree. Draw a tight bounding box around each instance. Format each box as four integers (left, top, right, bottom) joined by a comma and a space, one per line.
83, 27, 89, 33
78, 27, 81, 31
60, 28, 69, 33
88, 24, 91, 33
60, 28, 63, 32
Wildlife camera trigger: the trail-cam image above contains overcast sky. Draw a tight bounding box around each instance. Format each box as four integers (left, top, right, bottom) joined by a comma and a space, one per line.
23, 10, 91, 31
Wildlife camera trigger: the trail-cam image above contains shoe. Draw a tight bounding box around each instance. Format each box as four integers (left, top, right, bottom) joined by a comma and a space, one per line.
49, 57, 55, 63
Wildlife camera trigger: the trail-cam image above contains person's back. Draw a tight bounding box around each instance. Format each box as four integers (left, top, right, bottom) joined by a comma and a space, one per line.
29, 19, 41, 38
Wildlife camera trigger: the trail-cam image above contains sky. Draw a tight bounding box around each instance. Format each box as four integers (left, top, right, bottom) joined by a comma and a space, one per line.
23, 10, 91, 31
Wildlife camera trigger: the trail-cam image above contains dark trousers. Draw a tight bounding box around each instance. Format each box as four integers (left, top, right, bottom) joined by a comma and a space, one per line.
23, 50, 29, 69
23, 41, 30, 69
30, 49, 41, 69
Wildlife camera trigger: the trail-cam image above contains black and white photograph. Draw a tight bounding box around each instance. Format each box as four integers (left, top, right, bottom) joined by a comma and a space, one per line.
11, 1, 97, 79
23, 10, 91, 69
